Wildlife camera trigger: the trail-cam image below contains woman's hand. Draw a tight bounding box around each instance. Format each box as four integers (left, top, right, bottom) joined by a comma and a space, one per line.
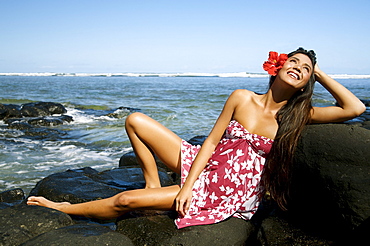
310, 63, 366, 123
175, 185, 193, 217
314, 63, 324, 83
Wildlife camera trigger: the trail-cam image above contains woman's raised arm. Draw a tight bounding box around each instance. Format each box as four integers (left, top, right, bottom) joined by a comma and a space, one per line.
310, 64, 366, 123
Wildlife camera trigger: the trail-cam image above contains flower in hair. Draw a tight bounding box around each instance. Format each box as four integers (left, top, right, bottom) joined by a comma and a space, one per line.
263, 51, 288, 76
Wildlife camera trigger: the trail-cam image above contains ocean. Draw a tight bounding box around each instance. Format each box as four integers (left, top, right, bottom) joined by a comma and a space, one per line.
0, 74, 369, 194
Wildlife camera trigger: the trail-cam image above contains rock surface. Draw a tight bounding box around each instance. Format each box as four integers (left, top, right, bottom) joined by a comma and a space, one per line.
117, 211, 256, 246
0, 204, 73, 246
0, 101, 72, 139
21, 223, 134, 246
0, 188, 25, 209
0, 102, 67, 120
288, 123, 370, 244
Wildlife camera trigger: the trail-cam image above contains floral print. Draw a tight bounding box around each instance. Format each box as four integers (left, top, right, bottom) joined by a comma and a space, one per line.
175, 120, 274, 229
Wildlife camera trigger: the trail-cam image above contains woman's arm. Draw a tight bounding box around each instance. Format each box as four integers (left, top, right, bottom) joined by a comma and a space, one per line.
175, 89, 244, 216
310, 64, 366, 123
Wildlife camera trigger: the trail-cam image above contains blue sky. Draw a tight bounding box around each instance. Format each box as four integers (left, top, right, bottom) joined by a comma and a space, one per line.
1, 0, 369, 74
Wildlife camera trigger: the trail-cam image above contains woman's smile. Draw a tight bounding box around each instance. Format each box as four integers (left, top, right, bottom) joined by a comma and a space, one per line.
287, 71, 300, 80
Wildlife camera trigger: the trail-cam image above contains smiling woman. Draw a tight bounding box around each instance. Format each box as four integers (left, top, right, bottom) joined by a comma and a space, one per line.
261, 48, 318, 209
27, 47, 365, 230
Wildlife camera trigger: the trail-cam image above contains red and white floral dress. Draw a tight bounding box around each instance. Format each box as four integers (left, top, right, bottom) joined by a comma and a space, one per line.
175, 120, 274, 229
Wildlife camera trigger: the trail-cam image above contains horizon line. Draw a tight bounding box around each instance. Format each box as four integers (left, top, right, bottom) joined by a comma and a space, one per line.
1, 72, 370, 79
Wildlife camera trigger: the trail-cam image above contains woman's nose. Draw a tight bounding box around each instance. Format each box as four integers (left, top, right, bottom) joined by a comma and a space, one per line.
293, 65, 301, 73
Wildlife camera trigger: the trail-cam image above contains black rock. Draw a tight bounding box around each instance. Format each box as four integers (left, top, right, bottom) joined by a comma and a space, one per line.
116, 210, 255, 246
21, 223, 134, 246
0, 188, 25, 209
187, 135, 207, 146
21, 102, 67, 117
257, 216, 331, 245
106, 107, 140, 119
0, 104, 22, 119
0, 204, 73, 245
6, 115, 73, 127
290, 124, 370, 242
6, 121, 67, 139
360, 99, 370, 107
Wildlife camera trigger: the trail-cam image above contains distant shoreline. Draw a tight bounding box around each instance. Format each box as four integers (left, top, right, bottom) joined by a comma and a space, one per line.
0, 72, 370, 79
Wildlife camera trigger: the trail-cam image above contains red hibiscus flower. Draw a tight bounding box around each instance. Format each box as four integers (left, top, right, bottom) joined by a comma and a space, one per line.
262, 51, 288, 76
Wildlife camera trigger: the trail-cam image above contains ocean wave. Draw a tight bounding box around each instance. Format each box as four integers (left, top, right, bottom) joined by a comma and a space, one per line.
0, 138, 128, 194
65, 107, 111, 124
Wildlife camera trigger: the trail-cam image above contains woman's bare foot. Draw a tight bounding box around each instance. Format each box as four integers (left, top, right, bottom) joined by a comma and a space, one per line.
27, 196, 71, 212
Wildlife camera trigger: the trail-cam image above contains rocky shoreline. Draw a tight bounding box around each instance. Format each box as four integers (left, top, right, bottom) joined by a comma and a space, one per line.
0, 102, 369, 245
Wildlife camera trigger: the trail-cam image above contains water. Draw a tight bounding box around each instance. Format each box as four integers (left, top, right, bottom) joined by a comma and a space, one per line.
0, 75, 369, 194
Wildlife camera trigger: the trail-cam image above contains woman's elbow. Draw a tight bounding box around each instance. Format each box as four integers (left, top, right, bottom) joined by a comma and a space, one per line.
345, 103, 366, 120
353, 102, 367, 117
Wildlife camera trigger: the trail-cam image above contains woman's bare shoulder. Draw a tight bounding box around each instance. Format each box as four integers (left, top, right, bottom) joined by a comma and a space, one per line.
229, 89, 259, 103
230, 89, 256, 98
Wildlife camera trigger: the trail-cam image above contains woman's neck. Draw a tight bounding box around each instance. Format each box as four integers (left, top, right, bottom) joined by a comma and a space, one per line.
261, 78, 297, 112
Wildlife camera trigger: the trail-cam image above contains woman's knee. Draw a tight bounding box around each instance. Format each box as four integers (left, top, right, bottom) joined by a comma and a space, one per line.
125, 112, 149, 130
114, 192, 136, 210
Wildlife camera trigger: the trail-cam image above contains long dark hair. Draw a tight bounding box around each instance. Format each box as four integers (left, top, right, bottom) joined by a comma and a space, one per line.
260, 47, 317, 210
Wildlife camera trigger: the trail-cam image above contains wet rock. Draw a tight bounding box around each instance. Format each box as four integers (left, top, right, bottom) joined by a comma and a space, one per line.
0, 188, 25, 209
119, 151, 145, 167
106, 106, 140, 119
187, 135, 207, 146
116, 211, 255, 246
28, 115, 73, 126
0, 204, 73, 245
20, 102, 67, 117
1, 102, 72, 140
6, 122, 67, 139
0, 104, 22, 119
21, 223, 134, 246
5, 115, 73, 127
361, 99, 370, 107
29, 166, 174, 204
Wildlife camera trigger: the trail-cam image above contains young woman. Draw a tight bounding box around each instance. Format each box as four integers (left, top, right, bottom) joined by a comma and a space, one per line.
27, 48, 365, 229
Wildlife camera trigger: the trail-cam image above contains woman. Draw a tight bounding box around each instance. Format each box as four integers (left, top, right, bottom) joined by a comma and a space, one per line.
27, 48, 365, 229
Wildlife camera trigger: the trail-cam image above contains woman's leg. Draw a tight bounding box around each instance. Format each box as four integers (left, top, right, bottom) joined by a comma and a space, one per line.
27, 185, 180, 220
125, 112, 182, 188
27, 113, 184, 218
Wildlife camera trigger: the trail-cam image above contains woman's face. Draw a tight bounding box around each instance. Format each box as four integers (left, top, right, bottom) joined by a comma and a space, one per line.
278, 53, 313, 90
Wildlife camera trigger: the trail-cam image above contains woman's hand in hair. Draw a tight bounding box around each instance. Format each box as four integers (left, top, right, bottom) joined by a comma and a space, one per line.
310, 64, 366, 123
313, 63, 324, 83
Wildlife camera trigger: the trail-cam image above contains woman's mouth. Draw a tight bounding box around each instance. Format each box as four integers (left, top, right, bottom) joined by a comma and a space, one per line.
287, 71, 300, 80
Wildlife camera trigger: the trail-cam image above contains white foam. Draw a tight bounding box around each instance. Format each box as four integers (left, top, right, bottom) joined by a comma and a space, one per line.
329, 74, 370, 79
64, 107, 95, 124
65, 107, 120, 125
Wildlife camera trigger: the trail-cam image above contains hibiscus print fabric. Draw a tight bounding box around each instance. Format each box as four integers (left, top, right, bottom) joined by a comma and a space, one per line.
175, 120, 274, 229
